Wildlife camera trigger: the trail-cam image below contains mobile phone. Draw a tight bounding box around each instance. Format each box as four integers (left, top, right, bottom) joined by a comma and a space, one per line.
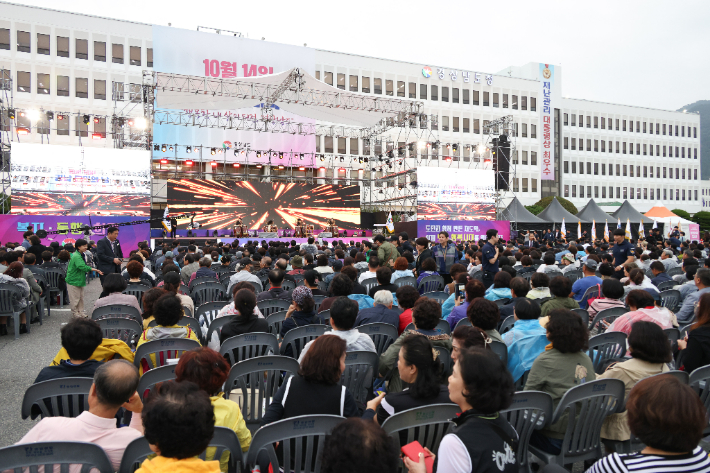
455, 284, 465, 299
401, 441, 434, 473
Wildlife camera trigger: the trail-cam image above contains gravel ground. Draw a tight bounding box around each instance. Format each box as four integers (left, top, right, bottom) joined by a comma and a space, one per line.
0, 276, 103, 447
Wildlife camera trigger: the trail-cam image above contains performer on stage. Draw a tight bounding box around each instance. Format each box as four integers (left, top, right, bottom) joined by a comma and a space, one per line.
264, 219, 278, 233
325, 218, 339, 237
295, 218, 306, 238
233, 218, 246, 237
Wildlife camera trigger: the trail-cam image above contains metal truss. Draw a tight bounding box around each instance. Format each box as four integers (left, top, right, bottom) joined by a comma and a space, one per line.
482, 115, 520, 230
0, 69, 12, 212
112, 72, 154, 150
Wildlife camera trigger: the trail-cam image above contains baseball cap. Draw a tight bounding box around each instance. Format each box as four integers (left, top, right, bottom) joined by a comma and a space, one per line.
583, 259, 598, 270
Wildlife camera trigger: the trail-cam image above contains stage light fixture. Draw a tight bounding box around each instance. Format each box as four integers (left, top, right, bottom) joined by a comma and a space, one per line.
210, 148, 216, 155
169, 145, 173, 151
338, 167, 346, 172
340, 156, 344, 162
484, 158, 492, 164
278, 152, 284, 159
153, 144, 160, 151
127, 118, 134, 127
7, 108, 15, 119
387, 150, 394, 159
233, 163, 240, 168
160, 159, 168, 164
46, 111, 54, 121
277, 165, 285, 170
299, 153, 304, 160
256, 164, 263, 169
210, 161, 217, 167
185, 159, 194, 166
452, 144, 459, 151
320, 155, 325, 162
298, 166, 306, 171
256, 151, 262, 158
27, 110, 40, 121
94, 117, 100, 124
363, 158, 368, 163
161, 144, 167, 152
186, 146, 192, 153
358, 158, 363, 164
82, 114, 90, 125
234, 149, 238, 157
16, 127, 30, 135
445, 157, 452, 162
91, 133, 103, 140
57, 114, 65, 121
476, 144, 486, 154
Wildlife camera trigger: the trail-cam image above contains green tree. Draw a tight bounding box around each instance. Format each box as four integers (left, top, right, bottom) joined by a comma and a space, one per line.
525, 205, 544, 215
534, 196, 578, 215
671, 209, 691, 220
692, 211, 710, 231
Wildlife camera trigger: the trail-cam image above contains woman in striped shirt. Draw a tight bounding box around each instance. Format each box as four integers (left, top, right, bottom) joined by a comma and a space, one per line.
588, 374, 710, 473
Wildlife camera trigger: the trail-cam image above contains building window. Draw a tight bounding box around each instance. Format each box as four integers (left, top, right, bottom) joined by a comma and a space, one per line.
442, 86, 449, 102
564, 185, 569, 197
695, 169, 698, 180
337, 73, 345, 90
418, 83, 426, 99
694, 127, 698, 138
571, 137, 576, 150
130, 46, 141, 66
36, 73, 49, 94
531, 151, 537, 165
521, 96, 527, 110
473, 90, 479, 106
512, 95, 518, 109
337, 137, 346, 154
594, 116, 598, 128
564, 113, 568, 126
522, 151, 528, 165
324, 136, 334, 153
623, 142, 627, 154
442, 116, 449, 131
55, 35, 69, 57
564, 161, 569, 173
16, 71, 30, 93
513, 179, 519, 192
572, 161, 577, 173
94, 79, 106, 100
601, 117, 606, 130
463, 89, 470, 104
531, 124, 537, 139
530, 97, 536, 111
94, 117, 107, 139
483, 91, 490, 106
323, 72, 333, 86
493, 93, 499, 107
112, 43, 123, 63
522, 178, 529, 193
587, 139, 592, 151
431, 85, 438, 101
147, 48, 153, 67
521, 123, 528, 138
0, 28, 9, 50
75, 78, 88, 98
397, 81, 405, 97
594, 163, 599, 175
452, 88, 459, 103
73, 38, 87, 59
616, 164, 621, 176
602, 187, 606, 198
453, 117, 459, 132
586, 116, 591, 128
564, 137, 568, 149
532, 179, 537, 193
37, 33, 50, 55
579, 162, 584, 174
75, 115, 88, 137
408, 82, 416, 98
473, 119, 480, 134
17, 30, 30, 52
571, 114, 576, 126
57, 114, 69, 135
359, 76, 369, 93
90, 41, 105, 61
385, 79, 393, 96
349, 75, 358, 92
601, 141, 606, 152
572, 185, 577, 198
463, 118, 470, 133
57, 75, 69, 96
503, 94, 508, 108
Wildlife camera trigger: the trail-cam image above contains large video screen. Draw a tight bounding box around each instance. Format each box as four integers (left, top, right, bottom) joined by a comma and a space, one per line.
10, 143, 150, 216
416, 167, 495, 204
418, 203, 496, 221
168, 179, 360, 230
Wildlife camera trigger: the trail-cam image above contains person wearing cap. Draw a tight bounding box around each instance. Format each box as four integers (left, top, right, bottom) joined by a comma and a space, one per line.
280, 286, 324, 357
288, 255, 305, 275
323, 259, 343, 288
226, 258, 262, 294
560, 253, 578, 275
571, 259, 603, 307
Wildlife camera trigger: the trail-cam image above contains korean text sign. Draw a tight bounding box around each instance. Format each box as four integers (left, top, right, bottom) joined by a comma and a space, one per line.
417, 220, 510, 242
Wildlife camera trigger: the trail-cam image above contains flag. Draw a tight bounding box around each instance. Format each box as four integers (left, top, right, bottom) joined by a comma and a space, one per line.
652, 219, 658, 230
617, 218, 621, 229
625, 218, 631, 240
560, 218, 566, 237
161, 206, 171, 233
604, 220, 609, 242
592, 220, 597, 241
638, 219, 645, 239
578, 221, 582, 240
385, 212, 395, 233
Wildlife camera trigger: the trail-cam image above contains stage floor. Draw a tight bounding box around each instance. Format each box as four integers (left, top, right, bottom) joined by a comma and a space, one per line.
150, 236, 371, 248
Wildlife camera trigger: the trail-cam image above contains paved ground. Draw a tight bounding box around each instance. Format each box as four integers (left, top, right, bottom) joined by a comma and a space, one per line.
0, 276, 103, 448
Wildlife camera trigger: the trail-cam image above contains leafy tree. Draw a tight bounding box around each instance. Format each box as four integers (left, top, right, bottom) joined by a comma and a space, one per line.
525, 205, 544, 215
671, 209, 691, 220
692, 211, 710, 231
534, 196, 578, 215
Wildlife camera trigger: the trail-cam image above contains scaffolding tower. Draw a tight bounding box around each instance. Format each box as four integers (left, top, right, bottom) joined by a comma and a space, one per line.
0, 69, 12, 213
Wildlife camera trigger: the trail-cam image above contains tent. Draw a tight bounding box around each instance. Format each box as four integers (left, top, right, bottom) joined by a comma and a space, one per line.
644, 202, 680, 219
537, 197, 589, 226
576, 199, 613, 223
611, 201, 648, 223
501, 197, 549, 224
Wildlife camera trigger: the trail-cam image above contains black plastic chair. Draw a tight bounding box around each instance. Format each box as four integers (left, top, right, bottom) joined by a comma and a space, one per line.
587, 332, 627, 374
664, 327, 681, 350
501, 391, 554, 473
265, 310, 288, 338
43, 267, 66, 306
123, 283, 148, 310
0, 284, 25, 340
205, 316, 233, 346
148, 315, 203, 341
220, 332, 279, 365
192, 282, 228, 306
257, 299, 292, 318
656, 280, 677, 291
1, 441, 113, 473
380, 404, 459, 458
356, 322, 398, 356
195, 301, 229, 327
394, 276, 417, 288
589, 307, 628, 333
189, 275, 218, 291
490, 340, 508, 365
313, 294, 326, 312
91, 304, 143, 326
279, 324, 328, 359
422, 291, 448, 305
499, 315, 515, 334
668, 267, 684, 277
404, 319, 451, 335
136, 364, 177, 401
97, 317, 143, 346
659, 289, 682, 313
418, 274, 445, 293
21, 377, 93, 420
340, 350, 378, 407
133, 338, 201, 373
689, 364, 710, 434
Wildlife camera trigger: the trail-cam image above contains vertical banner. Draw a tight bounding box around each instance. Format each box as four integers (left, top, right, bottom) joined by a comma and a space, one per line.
540, 63, 555, 181
689, 224, 700, 241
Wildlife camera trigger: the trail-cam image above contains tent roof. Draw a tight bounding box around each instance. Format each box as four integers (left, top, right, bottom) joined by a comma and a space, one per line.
644, 203, 679, 218
576, 199, 613, 223
154, 68, 418, 127
501, 197, 549, 223
537, 197, 589, 223
611, 200, 649, 223
646, 215, 694, 225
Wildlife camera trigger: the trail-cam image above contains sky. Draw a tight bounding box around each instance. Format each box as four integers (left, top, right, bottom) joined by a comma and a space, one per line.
17, 0, 710, 111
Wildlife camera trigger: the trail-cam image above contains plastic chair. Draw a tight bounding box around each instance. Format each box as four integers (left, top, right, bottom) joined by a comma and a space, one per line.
218, 271, 236, 284
490, 340, 508, 365
279, 324, 328, 359
471, 270, 483, 280
148, 315, 203, 341
656, 280, 677, 291
587, 332, 627, 374
572, 308, 589, 324
195, 301, 229, 327
528, 378, 624, 467
649, 369, 689, 384
499, 315, 515, 334
589, 307, 628, 333
257, 299, 292, 318
137, 364, 177, 401
182, 305, 193, 317
97, 317, 143, 346
659, 289, 682, 313
281, 279, 296, 292
220, 332, 279, 365
246, 280, 263, 294
668, 267, 684, 277
495, 298, 512, 308
317, 309, 331, 323
123, 283, 148, 310
514, 369, 531, 391
356, 322, 398, 356
224, 355, 300, 431
437, 346, 453, 374
362, 278, 379, 294
0, 284, 25, 340
689, 365, 710, 434
21, 377, 93, 420
312, 294, 326, 312
133, 338, 201, 372
119, 427, 244, 473
43, 267, 66, 306
192, 282, 228, 306
205, 316, 233, 346
418, 274, 445, 293
245, 414, 344, 473
501, 391, 555, 473
91, 304, 143, 326
664, 327, 681, 350
381, 403, 460, 455
565, 270, 583, 283
578, 285, 600, 309
189, 275, 218, 291
266, 310, 288, 338
33, 271, 52, 321
404, 319, 451, 335
0, 441, 113, 473
455, 317, 472, 329
340, 350, 378, 407
423, 291, 448, 305
394, 276, 417, 288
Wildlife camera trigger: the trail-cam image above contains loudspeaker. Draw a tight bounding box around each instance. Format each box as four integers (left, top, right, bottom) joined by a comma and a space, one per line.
492, 135, 510, 191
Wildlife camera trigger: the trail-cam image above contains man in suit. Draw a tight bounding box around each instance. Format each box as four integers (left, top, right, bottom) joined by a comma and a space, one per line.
526, 235, 540, 249
96, 227, 123, 283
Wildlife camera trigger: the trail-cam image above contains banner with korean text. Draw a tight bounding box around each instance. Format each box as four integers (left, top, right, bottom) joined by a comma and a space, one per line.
539, 63, 555, 181
417, 220, 510, 242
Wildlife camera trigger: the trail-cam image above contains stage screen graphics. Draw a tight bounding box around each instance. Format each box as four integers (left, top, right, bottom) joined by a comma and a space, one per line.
417, 220, 510, 243
416, 167, 495, 204
417, 203, 496, 221
167, 179, 360, 230
10, 143, 150, 216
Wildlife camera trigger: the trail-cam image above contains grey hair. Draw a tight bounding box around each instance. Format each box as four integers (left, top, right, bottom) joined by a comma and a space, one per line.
199, 256, 212, 267
663, 249, 674, 256
373, 290, 394, 306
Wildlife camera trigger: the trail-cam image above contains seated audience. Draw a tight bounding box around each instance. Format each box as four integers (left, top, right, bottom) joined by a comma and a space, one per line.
359, 256, 380, 284
540, 276, 580, 317
280, 287, 324, 355
303, 269, 328, 297
0, 261, 30, 334
467, 298, 503, 343
161, 271, 193, 316
139, 287, 168, 329
227, 258, 262, 294
18, 360, 143, 470
379, 297, 452, 393
650, 260, 672, 287
368, 266, 398, 297
321, 418, 398, 473
93, 273, 142, 314
484, 271, 513, 301
219, 288, 268, 343
587, 278, 626, 321
180, 254, 199, 284
395, 285, 421, 335
390, 256, 415, 284
678, 292, 710, 372
504, 298, 548, 383
355, 290, 401, 328
340, 265, 367, 295
500, 277, 530, 319
599, 321, 672, 444
451, 325, 491, 363
256, 269, 292, 302
527, 272, 551, 300
188, 256, 218, 285
319, 273, 352, 312
405, 347, 517, 473
525, 309, 596, 454
314, 254, 334, 276
676, 269, 710, 325
416, 257, 440, 294
448, 278, 485, 331
588, 375, 709, 473
571, 259, 603, 307
606, 289, 676, 335
34, 317, 104, 382
138, 381, 219, 473
299, 297, 376, 361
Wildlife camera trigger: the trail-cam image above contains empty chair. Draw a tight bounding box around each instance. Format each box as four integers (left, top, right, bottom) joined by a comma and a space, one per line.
565, 270, 583, 283
356, 322, 398, 356
136, 364, 177, 401
123, 283, 148, 310
96, 317, 142, 346
0, 441, 113, 473
587, 332, 627, 374
340, 350, 378, 408
265, 310, 288, 338
656, 280, 677, 291
589, 307, 628, 333
244, 414, 344, 473
21, 377, 93, 420
418, 274, 445, 293
659, 289, 682, 313
192, 282, 227, 306
195, 301, 229, 327
279, 324, 328, 359
43, 267, 67, 306
133, 338, 201, 373
257, 299, 292, 318
0, 284, 26, 340
501, 391, 555, 473
527, 378, 625, 468
422, 291, 448, 305
381, 403, 459, 455
394, 276, 417, 288
224, 355, 300, 431
220, 332, 279, 366
489, 340, 508, 365
91, 304, 143, 326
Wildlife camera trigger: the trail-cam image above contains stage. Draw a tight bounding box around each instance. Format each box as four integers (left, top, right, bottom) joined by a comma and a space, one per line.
151, 236, 372, 248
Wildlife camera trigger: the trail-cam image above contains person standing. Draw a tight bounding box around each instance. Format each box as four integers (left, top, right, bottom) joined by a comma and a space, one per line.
611, 228, 635, 279
432, 231, 457, 284
96, 227, 123, 283
481, 229, 501, 289
66, 239, 103, 318
373, 234, 397, 268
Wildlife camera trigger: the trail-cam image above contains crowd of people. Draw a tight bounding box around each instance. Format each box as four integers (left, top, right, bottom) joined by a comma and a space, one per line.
7, 225, 710, 473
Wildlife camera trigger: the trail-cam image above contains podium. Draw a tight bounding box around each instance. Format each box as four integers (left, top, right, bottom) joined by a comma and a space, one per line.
318, 232, 333, 238
258, 232, 278, 238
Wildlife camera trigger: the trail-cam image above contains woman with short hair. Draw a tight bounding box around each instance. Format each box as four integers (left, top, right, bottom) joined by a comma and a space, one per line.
451, 325, 490, 363
467, 298, 503, 343
540, 276, 580, 317
93, 272, 141, 315
395, 284, 420, 335
390, 256, 415, 284
65, 238, 103, 318
0, 261, 30, 335
527, 272, 551, 300
416, 257, 440, 294
484, 271, 512, 301
587, 278, 626, 321
606, 289, 676, 336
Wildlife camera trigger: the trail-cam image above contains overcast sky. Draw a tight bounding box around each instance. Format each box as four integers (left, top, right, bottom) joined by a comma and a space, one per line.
20, 0, 710, 111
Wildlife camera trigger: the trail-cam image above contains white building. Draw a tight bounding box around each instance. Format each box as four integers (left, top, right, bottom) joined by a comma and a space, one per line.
0, 2, 702, 213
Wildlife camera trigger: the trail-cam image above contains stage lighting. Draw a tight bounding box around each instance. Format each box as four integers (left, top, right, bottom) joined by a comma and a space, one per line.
160, 159, 168, 164
484, 158, 492, 164
298, 166, 306, 171
210, 161, 217, 167
320, 155, 325, 162
161, 144, 167, 152
233, 163, 240, 168
338, 167, 346, 172
94, 117, 100, 124
444, 157, 452, 162
387, 150, 394, 159
184, 159, 194, 166
256, 164, 263, 169
452, 144, 458, 151
476, 144, 486, 154
358, 158, 363, 163
92, 133, 103, 140
58, 114, 65, 121
299, 153, 304, 160
127, 118, 134, 127
319, 167, 325, 171
211, 148, 216, 155
7, 108, 15, 119
363, 157, 368, 163
169, 145, 173, 151
234, 149, 238, 156
133, 117, 147, 129
256, 151, 262, 158
340, 156, 344, 162
186, 146, 192, 153
277, 165, 285, 169
153, 144, 160, 151
279, 152, 284, 159
16, 127, 30, 135
27, 110, 40, 121
82, 114, 90, 125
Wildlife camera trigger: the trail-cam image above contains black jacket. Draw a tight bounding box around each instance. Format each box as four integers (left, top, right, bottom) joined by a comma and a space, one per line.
34, 360, 103, 383
681, 325, 710, 373
415, 248, 433, 275
96, 237, 123, 275
219, 316, 269, 343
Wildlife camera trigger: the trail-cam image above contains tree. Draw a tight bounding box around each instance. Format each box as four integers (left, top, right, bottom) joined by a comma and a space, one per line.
671, 209, 691, 220
525, 205, 544, 215
534, 196, 578, 215
692, 211, 710, 231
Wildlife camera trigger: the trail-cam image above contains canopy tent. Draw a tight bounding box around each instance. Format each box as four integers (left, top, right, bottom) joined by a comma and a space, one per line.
153, 68, 420, 128
501, 197, 549, 224
576, 199, 613, 223
537, 197, 589, 225
644, 202, 679, 219
611, 200, 648, 223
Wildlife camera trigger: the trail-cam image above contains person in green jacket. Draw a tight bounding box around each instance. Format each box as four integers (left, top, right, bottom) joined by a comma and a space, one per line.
374, 234, 397, 269
66, 239, 103, 318
539, 275, 580, 318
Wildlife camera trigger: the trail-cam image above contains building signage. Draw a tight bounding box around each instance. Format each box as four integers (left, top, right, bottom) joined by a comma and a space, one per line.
539, 63, 555, 181
422, 67, 493, 85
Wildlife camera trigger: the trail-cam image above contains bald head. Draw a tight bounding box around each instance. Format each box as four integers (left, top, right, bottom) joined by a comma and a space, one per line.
93, 359, 139, 409
276, 258, 288, 271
